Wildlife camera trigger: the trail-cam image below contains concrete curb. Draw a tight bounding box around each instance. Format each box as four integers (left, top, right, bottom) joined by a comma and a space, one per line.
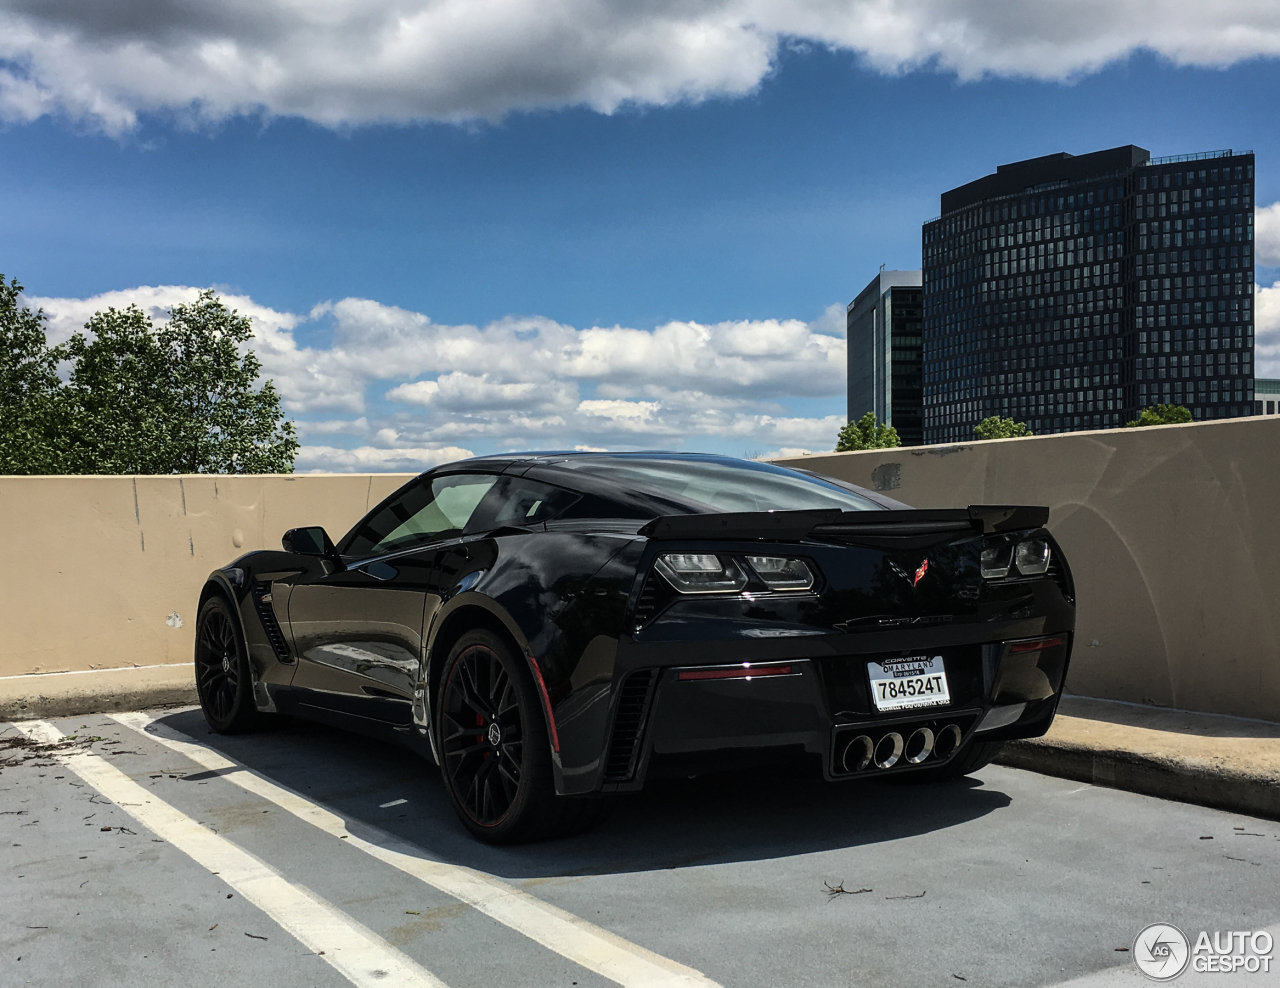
996, 738, 1280, 821
0, 665, 197, 722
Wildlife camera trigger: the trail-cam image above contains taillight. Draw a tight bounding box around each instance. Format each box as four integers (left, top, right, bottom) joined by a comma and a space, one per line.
1008, 637, 1063, 653
654, 553, 749, 593
677, 663, 793, 681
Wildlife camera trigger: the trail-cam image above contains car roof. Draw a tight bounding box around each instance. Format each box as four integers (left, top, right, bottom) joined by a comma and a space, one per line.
426, 450, 906, 512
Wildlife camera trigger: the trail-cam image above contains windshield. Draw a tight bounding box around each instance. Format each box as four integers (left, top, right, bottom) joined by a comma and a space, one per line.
559, 455, 882, 513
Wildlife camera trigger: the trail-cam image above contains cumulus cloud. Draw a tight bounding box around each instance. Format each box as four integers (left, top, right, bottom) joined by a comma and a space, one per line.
23, 284, 849, 468
3, 1, 1280, 133
1256, 280, 1280, 379
23, 283, 298, 347
1257, 201, 1280, 268
294, 445, 474, 473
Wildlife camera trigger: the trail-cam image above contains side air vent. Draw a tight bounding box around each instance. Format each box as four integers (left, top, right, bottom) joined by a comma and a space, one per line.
632, 571, 673, 630
604, 670, 656, 782
251, 581, 292, 662
1046, 554, 1073, 602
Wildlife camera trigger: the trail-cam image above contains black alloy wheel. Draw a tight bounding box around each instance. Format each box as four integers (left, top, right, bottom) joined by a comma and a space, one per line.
437, 629, 575, 843
194, 596, 264, 734
441, 641, 524, 825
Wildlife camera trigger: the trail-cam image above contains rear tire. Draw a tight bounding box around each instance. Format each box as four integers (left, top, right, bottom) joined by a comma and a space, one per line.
194, 595, 266, 734
438, 629, 604, 844
893, 737, 1004, 783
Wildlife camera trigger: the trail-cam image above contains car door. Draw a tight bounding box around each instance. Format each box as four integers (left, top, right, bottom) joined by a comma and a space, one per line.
286, 472, 501, 724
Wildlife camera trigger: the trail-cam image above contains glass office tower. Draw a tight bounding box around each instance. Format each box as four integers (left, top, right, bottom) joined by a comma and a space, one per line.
921, 145, 1255, 443
847, 271, 924, 445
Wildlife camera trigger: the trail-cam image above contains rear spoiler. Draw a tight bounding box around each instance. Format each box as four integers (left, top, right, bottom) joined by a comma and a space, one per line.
637, 504, 1049, 541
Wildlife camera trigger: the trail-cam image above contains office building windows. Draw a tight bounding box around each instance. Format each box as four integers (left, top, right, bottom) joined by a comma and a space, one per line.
920, 146, 1255, 443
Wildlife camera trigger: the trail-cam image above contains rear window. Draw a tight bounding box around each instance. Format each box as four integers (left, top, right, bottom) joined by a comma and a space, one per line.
559, 455, 881, 513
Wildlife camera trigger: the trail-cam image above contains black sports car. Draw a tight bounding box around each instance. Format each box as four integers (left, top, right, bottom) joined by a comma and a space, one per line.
195, 452, 1075, 843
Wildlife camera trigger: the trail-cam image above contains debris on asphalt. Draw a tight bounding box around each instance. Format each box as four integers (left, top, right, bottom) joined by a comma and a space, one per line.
823, 881, 872, 897
1199, 835, 1213, 839
226, 894, 233, 899
1115, 947, 1130, 952
952, 975, 967, 981
885, 891, 927, 900
0, 733, 94, 770
209, 924, 218, 931
244, 932, 268, 941
406, 910, 421, 915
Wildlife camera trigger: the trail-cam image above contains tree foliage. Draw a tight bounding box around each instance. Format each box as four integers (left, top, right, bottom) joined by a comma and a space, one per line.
973, 415, 1034, 440
1124, 404, 1193, 428
836, 411, 901, 451
0, 279, 297, 475
0, 276, 67, 474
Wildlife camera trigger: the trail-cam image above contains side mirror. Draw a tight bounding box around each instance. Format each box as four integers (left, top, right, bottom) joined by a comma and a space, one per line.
282, 526, 337, 557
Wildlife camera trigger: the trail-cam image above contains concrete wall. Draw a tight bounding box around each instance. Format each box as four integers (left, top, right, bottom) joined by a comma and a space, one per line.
0, 474, 412, 705
775, 416, 1280, 722
3, 415, 1278, 722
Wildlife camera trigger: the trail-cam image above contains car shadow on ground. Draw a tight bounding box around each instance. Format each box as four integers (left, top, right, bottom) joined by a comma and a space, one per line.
154, 708, 1011, 879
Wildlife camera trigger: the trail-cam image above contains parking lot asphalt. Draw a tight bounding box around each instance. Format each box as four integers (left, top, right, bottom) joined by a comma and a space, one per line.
4, 709, 1278, 988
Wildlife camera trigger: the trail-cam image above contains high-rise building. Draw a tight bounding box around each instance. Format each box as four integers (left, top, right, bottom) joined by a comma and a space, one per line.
846, 270, 923, 445
921, 146, 1256, 443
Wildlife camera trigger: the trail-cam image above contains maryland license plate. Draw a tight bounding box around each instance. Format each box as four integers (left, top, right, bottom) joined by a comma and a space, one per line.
868, 656, 950, 712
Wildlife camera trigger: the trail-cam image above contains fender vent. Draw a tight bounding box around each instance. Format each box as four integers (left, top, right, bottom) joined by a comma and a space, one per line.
632, 572, 674, 630
604, 669, 656, 782
1046, 554, 1073, 602
252, 582, 292, 662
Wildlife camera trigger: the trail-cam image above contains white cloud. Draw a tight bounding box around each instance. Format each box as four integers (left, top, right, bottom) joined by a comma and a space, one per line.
1256, 280, 1280, 379
386, 372, 576, 413
3, 1, 1280, 134
294, 444, 474, 473
1257, 202, 1280, 268
24, 285, 850, 466
22, 283, 298, 347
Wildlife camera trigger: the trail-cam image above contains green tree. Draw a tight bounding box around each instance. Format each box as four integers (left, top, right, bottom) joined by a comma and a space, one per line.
0, 278, 297, 475
0, 276, 68, 474
836, 411, 901, 451
974, 415, 1034, 440
59, 290, 298, 474
60, 305, 174, 473
1124, 404, 1193, 428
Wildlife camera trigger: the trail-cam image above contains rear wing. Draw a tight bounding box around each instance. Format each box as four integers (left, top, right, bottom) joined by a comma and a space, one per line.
637, 505, 1049, 542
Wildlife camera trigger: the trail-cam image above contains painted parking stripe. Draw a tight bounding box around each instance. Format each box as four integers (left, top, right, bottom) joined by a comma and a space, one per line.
113, 710, 723, 988
16, 719, 450, 988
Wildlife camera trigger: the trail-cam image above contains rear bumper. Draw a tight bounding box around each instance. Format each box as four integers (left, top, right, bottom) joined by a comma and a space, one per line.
600, 632, 1072, 791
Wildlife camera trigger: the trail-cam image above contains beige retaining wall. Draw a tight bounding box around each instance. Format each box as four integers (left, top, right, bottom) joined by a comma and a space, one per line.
3, 415, 1278, 722
775, 416, 1280, 723
0, 473, 412, 718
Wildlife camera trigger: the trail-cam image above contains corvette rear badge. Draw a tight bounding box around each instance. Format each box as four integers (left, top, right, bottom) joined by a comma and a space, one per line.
913, 559, 929, 586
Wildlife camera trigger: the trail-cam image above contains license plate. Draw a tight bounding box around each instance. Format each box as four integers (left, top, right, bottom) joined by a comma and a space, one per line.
867, 656, 950, 712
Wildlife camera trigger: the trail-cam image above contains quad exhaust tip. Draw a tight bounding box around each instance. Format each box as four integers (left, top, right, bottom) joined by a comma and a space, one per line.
842, 735, 874, 773
904, 727, 934, 765
873, 732, 904, 770
839, 722, 965, 773
934, 723, 963, 760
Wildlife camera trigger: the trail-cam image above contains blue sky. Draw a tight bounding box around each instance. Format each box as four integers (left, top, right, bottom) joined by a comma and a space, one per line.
3, 3, 1279, 469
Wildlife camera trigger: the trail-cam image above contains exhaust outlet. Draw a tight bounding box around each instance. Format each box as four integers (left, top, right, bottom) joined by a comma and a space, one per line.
904, 728, 935, 765
873, 732, 904, 770
842, 735, 874, 773
935, 724, 963, 760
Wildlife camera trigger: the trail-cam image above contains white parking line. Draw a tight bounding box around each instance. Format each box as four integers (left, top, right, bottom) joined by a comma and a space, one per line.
112, 710, 723, 988
16, 719, 449, 988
